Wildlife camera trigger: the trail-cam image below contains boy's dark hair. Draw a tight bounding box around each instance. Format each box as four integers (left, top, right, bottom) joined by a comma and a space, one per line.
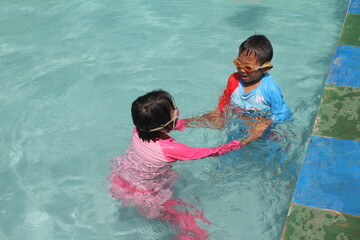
131, 90, 176, 142
239, 35, 273, 65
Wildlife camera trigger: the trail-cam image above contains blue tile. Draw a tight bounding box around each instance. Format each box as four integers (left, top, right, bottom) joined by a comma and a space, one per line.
348, 0, 360, 14
293, 136, 360, 216
327, 45, 360, 88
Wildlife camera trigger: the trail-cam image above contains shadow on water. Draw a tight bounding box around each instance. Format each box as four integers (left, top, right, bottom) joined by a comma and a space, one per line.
225, 5, 270, 31
226, 0, 349, 27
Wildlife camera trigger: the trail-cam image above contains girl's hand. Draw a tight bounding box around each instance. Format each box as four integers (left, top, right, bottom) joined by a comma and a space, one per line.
241, 120, 273, 145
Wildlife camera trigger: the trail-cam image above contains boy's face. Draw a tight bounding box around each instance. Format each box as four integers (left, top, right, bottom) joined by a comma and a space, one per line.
234, 52, 270, 84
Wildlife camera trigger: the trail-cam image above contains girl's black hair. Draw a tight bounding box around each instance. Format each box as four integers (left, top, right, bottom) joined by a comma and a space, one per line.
131, 90, 176, 142
239, 34, 273, 65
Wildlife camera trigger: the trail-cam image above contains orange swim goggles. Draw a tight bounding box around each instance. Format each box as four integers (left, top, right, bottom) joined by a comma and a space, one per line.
233, 58, 272, 72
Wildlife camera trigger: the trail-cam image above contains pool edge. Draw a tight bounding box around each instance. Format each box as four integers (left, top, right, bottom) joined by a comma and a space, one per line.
281, 0, 360, 239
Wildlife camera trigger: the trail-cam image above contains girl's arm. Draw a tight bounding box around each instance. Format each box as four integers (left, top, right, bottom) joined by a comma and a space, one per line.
160, 139, 243, 162
161, 120, 272, 162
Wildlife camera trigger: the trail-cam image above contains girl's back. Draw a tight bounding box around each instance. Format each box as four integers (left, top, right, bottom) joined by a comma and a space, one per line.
117, 128, 177, 189
109, 128, 178, 218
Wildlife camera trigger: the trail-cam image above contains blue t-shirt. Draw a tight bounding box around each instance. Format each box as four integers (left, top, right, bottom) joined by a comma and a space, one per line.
230, 73, 291, 123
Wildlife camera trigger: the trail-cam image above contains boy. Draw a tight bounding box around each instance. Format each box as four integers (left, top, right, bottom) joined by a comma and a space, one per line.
190, 34, 291, 128
217, 34, 291, 123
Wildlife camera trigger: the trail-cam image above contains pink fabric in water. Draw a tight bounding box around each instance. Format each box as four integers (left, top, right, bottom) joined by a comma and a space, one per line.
161, 199, 212, 240
111, 173, 154, 194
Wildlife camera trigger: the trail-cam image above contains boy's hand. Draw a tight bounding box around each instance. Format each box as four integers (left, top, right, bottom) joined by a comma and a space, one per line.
203, 110, 225, 129
186, 110, 225, 129
241, 120, 273, 145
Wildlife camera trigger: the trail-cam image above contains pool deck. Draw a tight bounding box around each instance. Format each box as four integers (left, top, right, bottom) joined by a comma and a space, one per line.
281, 0, 360, 239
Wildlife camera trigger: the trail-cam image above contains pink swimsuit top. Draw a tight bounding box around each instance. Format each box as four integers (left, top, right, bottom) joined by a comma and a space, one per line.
115, 119, 243, 190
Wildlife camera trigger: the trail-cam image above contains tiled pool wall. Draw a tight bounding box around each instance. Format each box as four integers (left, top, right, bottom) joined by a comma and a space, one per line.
281, 0, 360, 239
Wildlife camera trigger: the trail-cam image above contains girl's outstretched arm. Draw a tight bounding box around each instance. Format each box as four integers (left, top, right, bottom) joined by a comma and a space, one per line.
161, 120, 272, 162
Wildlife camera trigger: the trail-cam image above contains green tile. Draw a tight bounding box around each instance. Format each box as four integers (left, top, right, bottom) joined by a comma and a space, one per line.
313, 85, 360, 141
339, 14, 360, 46
282, 204, 360, 240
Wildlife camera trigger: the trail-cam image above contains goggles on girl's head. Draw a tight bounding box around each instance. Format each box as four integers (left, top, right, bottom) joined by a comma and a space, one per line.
233, 58, 272, 72
148, 108, 180, 132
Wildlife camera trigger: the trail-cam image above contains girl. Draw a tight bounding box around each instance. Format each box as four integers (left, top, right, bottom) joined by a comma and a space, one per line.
109, 90, 271, 239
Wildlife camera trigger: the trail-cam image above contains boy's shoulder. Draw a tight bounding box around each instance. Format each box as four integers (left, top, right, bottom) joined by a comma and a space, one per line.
260, 73, 284, 97
261, 73, 278, 88
226, 72, 241, 87
229, 72, 240, 80
262, 72, 274, 82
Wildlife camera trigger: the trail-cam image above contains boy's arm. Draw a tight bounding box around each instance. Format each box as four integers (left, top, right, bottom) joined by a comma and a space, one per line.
217, 73, 239, 112
184, 73, 239, 129
161, 120, 272, 162
185, 110, 225, 129
263, 81, 292, 123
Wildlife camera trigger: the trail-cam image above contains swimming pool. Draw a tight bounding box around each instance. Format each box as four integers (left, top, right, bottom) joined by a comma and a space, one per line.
0, 0, 348, 239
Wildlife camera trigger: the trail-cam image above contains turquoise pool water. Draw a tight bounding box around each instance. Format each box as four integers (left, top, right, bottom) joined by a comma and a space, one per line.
0, 0, 348, 239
